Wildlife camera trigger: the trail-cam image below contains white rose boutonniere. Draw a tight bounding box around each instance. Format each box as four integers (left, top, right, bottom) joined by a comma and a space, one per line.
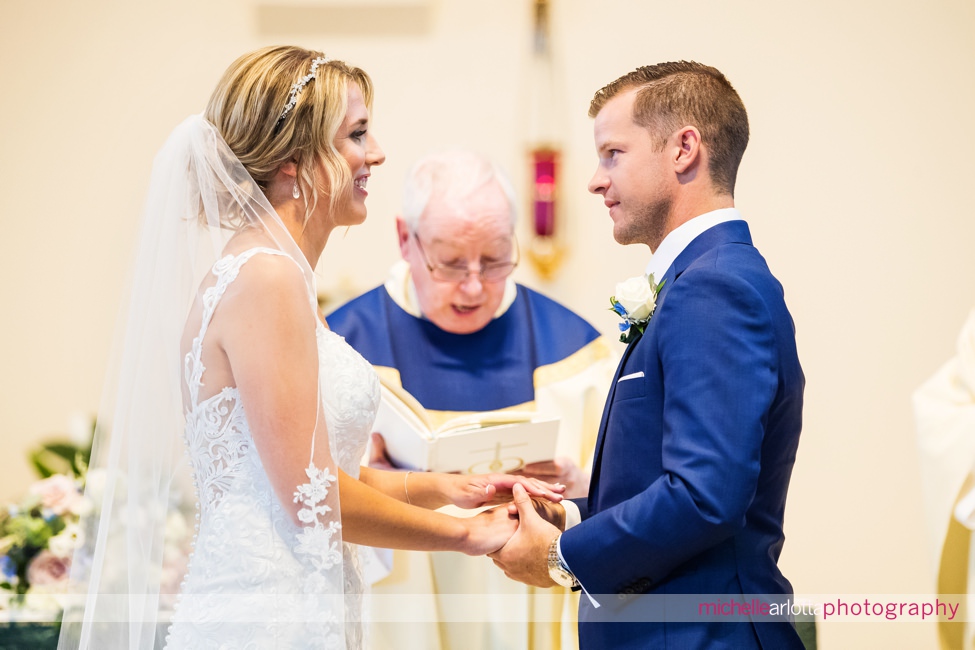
609, 273, 664, 343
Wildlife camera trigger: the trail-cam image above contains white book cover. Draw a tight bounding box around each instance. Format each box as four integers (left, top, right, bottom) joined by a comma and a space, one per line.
374, 379, 559, 474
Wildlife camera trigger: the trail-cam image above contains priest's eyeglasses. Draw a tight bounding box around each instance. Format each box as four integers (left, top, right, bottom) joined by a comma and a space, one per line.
413, 233, 520, 283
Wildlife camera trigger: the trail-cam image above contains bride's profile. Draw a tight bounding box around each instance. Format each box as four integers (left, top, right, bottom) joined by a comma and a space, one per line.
57, 45, 561, 649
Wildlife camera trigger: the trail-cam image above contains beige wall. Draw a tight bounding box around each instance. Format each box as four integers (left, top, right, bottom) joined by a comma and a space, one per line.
3, 1, 973, 647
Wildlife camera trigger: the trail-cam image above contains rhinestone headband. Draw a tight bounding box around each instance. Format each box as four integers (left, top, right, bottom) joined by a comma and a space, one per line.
277, 56, 329, 123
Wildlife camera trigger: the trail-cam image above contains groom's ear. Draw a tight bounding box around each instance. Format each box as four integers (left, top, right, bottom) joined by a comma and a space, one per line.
672, 126, 702, 175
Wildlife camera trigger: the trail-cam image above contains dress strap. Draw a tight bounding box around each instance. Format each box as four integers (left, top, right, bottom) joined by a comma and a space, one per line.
183, 247, 289, 406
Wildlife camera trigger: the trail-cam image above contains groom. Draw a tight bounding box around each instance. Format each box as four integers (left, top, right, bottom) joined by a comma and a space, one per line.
491, 62, 806, 649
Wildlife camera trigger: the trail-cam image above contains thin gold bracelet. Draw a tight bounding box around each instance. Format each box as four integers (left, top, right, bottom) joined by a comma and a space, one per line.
404, 470, 413, 505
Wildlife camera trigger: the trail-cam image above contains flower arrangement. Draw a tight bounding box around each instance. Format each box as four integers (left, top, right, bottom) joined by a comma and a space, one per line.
610, 273, 664, 343
0, 419, 93, 608
0, 416, 193, 645
0, 476, 89, 596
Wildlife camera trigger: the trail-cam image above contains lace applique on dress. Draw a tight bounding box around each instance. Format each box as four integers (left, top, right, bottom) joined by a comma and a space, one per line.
293, 463, 343, 572
165, 248, 378, 650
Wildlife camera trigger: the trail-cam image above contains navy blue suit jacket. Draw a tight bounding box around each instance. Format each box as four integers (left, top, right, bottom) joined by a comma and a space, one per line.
561, 221, 805, 649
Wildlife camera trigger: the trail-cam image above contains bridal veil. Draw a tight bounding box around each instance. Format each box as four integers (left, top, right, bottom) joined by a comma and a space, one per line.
57, 112, 348, 648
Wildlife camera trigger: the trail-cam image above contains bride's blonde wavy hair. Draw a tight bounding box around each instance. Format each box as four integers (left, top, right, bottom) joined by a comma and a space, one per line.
204, 45, 373, 225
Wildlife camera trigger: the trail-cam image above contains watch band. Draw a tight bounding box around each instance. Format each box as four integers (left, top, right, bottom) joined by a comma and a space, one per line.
547, 534, 579, 588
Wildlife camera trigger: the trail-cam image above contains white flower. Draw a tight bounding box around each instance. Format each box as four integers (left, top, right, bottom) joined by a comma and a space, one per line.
84, 468, 107, 508
610, 273, 664, 343
70, 494, 94, 517
47, 523, 84, 559
614, 275, 657, 321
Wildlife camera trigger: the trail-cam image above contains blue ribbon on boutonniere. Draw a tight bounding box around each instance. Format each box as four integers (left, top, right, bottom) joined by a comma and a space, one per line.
609, 273, 664, 344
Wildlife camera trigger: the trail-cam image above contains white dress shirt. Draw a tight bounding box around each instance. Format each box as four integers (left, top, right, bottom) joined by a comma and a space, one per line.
645, 207, 743, 282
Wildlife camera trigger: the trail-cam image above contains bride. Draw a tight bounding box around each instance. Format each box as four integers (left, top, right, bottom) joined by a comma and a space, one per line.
57, 46, 562, 649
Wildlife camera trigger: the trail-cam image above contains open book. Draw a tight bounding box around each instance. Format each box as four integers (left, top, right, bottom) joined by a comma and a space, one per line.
373, 379, 559, 474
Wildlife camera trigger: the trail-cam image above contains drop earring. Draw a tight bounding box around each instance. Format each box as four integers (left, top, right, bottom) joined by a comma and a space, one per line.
292, 179, 301, 199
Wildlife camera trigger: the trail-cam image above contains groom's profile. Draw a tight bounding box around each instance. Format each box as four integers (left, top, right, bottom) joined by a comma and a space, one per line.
491, 61, 806, 649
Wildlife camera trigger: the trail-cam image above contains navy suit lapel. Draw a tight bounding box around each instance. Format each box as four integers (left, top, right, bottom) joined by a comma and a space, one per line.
585, 220, 752, 511
587, 330, 642, 509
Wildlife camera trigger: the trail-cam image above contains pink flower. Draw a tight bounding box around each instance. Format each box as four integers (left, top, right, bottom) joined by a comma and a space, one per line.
28, 475, 83, 516
26, 549, 71, 587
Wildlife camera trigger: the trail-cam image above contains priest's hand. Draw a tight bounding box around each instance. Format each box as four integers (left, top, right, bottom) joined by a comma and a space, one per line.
489, 483, 559, 588
367, 433, 398, 470
516, 456, 589, 499
449, 473, 565, 510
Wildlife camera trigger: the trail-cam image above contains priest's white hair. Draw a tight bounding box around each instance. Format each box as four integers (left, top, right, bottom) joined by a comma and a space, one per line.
401, 149, 518, 230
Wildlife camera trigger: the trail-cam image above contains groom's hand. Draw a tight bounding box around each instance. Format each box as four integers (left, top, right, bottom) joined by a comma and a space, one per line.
488, 483, 559, 588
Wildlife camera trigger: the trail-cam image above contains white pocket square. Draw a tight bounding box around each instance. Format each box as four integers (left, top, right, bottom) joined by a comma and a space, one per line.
618, 371, 645, 382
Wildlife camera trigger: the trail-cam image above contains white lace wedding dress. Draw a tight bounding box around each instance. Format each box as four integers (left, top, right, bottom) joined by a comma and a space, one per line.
165, 248, 379, 649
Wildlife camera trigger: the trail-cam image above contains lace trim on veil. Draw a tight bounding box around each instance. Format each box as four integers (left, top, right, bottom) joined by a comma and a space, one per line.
184, 245, 348, 569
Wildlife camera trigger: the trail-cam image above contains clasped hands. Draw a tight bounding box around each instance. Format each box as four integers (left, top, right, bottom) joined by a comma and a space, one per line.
451, 475, 569, 589
370, 433, 570, 587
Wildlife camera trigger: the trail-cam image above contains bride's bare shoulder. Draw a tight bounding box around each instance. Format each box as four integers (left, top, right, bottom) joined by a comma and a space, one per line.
224, 250, 307, 306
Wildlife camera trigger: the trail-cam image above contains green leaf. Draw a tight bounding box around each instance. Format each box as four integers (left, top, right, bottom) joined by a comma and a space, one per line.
28, 441, 88, 479
21, 519, 54, 548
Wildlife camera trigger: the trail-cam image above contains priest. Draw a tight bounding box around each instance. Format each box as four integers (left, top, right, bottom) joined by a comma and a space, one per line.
328, 150, 616, 650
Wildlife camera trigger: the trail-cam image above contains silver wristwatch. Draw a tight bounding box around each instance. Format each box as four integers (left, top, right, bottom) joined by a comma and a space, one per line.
547, 534, 578, 588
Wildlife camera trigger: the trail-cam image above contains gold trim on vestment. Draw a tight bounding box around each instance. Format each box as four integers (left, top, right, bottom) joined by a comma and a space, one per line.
533, 337, 615, 387
372, 336, 613, 433
373, 365, 535, 431
938, 477, 972, 649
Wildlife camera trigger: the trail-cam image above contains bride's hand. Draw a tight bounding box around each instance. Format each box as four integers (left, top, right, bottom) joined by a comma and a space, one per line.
449, 473, 565, 510
461, 505, 519, 555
